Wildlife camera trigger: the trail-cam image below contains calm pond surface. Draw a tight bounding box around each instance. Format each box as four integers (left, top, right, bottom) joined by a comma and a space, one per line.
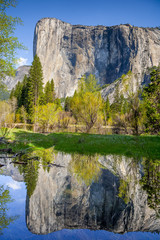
0, 149, 160, 240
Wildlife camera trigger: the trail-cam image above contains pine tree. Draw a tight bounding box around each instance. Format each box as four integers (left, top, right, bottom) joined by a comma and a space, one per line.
10, 81, 22, 109
143, 65, 160, 134
64, 96, 72, 111
50, 79, 55, 102
10, 87, 15, 100
44, 81, 51, 104
26, 76, 34, 119
111, 83, 122, 113
20, 75, 28, 109
26, 55, 43, 121
29, 55, 43, 106
44, 79, 55, 104
105, 96, 111, 122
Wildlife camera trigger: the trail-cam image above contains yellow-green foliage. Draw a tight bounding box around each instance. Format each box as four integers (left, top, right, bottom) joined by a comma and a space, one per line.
58, 111, 71, 128
0, 98, 17, 127
121, 70, 133, 94
0, 185, 17, 233
70, 154, 101, 186
31, 148, 56, 172
140, 158, 160, 215
118, 178, 130, 204
71, 74, 103, 132
34, 103, 62, 131
0, 101, 11, 125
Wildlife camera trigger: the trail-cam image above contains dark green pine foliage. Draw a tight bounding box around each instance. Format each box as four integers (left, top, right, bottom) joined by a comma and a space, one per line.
10, 75, 28, 112
64, 96, 72, 111
10, 87, 15, 99
105, 96, 111, 120
27, 55, 43, 119
20, 75, 28, 109
44, 81, 51, 104
10, 81, 23, 108
143, 65, 160, 134
44, 79, 55, 104
50, 79, 55, 102
111, 83, 124, 114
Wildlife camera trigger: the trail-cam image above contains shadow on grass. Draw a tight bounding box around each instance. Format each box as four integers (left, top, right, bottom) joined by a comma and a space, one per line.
5, 130, 160, 160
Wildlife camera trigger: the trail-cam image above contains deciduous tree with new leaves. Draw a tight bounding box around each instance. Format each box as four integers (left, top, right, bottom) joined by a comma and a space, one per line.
0, 0, 25, 78
70, 74, 103, 133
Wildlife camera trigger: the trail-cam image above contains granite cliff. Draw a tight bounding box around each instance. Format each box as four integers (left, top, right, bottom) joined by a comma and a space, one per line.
33, 18, 160, 98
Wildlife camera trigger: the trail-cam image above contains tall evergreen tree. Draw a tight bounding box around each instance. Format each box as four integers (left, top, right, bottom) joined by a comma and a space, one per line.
44, 81, 51, 104
143, 65, 160, 134
10, 81, 22, 109
26, 55, 43, 120
29, 55, 43, 106
50, 79, 55, 102
64, 96, 72, 111
20, 75, 28, 109
111, 83, 123, 113
105, 96, 111, 123
44, 79, 55, 104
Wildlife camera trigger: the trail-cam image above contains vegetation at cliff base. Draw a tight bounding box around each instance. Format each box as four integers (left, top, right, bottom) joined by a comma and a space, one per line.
1, 64, 159, 136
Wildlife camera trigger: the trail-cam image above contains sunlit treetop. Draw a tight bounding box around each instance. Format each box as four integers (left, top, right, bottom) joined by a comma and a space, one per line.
0, 0, 25, 78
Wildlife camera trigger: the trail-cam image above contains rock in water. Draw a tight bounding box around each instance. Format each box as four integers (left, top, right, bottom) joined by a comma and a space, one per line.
33, 18, 160, 98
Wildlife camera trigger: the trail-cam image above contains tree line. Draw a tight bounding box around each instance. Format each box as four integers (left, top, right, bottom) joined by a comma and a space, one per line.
0, 54, 160, 135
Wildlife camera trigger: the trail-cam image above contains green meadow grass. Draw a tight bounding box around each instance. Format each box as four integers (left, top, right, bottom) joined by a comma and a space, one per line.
0, 129, 160, 159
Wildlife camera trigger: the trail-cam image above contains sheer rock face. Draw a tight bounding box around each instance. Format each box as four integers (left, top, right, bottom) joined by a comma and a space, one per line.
26, 153, 160, 235
33, 18, 160, 98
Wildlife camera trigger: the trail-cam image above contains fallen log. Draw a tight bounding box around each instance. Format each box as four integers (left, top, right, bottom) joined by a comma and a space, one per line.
11, 161, 27, 165
48, 163, 65, 168
0, 148, 13, 154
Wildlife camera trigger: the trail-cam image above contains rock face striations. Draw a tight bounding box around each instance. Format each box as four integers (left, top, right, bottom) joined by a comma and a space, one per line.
33, 18, 160, 98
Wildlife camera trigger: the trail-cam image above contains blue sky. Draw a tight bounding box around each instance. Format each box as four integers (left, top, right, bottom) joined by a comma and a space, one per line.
6, 0, 160, 67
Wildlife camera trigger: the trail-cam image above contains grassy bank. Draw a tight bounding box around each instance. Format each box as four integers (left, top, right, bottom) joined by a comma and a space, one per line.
0, 129, 160, 159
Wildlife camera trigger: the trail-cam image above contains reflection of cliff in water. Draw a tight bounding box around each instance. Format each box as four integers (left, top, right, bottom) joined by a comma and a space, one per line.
25, 152, 160, 235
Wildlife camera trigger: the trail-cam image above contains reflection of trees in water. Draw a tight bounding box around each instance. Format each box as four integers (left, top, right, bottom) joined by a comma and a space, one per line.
117, 156, 160, 213
33, 148, 56, 172
100, 155, 139, 204
18, 158, 39, 198
118, 178, 130, 204
70, 154, 102, 186
17, 148, 56, 198
0, 185, 18, 235
140, 158, 160, 216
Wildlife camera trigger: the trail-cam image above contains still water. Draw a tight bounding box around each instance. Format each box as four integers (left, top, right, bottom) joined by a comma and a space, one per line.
0, 150, 160, 239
